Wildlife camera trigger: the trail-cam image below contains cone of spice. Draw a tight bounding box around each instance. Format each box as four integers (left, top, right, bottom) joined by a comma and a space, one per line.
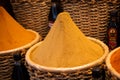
0, 6, 41, 51
0, 6, 41, 80
27, 12, 107, 68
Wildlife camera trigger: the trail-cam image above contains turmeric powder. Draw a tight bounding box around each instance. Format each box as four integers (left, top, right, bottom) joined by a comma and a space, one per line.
0, 6, 36, 51
110, 49, 120, 73
30, 12, 104, 68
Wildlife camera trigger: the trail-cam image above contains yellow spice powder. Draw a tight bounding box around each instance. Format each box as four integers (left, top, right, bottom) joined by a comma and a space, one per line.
0, 6, 35, 51
30, 12, 104, 68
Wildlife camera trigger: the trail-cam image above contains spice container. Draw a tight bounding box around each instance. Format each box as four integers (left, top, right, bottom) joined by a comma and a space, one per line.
25, 37, 109, 80
0, 29, 40, 80
0, 6, 41, 80
106, 47, 120, 80
25, 12, 109, 80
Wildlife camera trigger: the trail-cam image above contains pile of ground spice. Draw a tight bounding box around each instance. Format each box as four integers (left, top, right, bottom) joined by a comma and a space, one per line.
30, 12, 104, 68
110, 49, 120, 73
0, 6, 36, 51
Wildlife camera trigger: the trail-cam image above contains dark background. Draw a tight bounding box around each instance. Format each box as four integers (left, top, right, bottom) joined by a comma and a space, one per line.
0, 0, 15, 17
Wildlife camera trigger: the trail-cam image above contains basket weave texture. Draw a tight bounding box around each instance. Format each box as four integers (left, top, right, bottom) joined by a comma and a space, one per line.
0, 52, 13, 80
0, 50, 26, 80
61, 0, 120, 42
10, 0, 51, 38
10, 0, 120, 42
106, 69, 120, 80
26, 62, 105, 80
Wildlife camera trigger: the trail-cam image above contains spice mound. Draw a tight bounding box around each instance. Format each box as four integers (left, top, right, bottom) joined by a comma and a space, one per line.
110, 49, 120, 74
0, 6, 36, 51
30, 12, 104, 68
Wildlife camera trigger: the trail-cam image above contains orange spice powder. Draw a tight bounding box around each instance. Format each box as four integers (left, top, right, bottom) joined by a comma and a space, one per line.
0, 6, 36, 51
110, 49, 120, 73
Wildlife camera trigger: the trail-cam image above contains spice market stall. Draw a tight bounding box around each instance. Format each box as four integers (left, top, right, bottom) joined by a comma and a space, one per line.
0, 0, 120, 80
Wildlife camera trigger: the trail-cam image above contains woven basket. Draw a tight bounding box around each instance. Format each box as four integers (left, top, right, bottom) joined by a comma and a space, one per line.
25, 37, 109, 80
10, 0, 51, 38
10, 0, 120, 41
0, 29, 41, 80
61, 0, 120, 42
106, 47, 120, 80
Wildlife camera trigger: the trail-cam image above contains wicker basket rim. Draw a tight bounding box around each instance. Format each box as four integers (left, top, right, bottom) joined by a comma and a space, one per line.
106, 47, 120, 79
0, 29, 41, 54
25, 37, 109, 72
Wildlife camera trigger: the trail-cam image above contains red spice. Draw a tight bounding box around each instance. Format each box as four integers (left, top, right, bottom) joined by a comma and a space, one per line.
110, 49, 120, 73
